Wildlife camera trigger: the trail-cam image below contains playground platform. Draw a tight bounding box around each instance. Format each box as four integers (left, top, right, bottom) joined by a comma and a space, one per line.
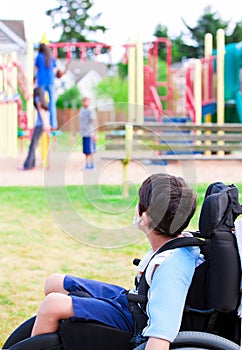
1, 151, 242, 187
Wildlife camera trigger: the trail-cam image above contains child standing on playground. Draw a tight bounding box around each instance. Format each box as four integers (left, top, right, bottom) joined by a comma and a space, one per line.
79, 97, 98, 170
35, 43, 58, 129
19, 77, 50, 170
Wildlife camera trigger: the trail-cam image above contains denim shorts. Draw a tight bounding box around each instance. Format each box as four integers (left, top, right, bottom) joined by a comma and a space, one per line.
82, 137, 96, 155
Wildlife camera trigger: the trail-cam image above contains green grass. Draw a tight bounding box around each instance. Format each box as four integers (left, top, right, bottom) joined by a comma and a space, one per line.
1, 183, 242, 346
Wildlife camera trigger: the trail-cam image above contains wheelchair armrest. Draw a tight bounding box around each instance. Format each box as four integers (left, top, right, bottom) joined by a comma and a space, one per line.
6, 333, 61, 350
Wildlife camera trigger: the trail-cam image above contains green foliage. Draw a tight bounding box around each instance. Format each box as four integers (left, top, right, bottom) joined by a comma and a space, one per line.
95, 76, 128, 108
157, 59, 169, 110
182, 6, 228, 57
117, 62, 128, 79
56, 85, 82, 109
153, 24, 169, 61
154, 23, 169, 39
154, 5, 242, 61
17, 88, 27, 112
226, 21, 242, 44
46, 0, 107, 43
171, 35, 198, 62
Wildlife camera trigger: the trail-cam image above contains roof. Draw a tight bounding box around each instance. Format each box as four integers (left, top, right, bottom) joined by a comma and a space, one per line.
0, 20, 26, 51
1, 20, 26, 41
58, 58, 108, 83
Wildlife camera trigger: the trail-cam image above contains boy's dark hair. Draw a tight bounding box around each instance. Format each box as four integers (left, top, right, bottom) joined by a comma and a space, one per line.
34, 87, 49, 111
138, 173, 197, 237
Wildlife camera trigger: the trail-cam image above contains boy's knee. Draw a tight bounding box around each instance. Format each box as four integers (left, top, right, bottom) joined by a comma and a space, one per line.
38, 292, 73, 319
39, 292, 60, 316
44, 273, 65, 296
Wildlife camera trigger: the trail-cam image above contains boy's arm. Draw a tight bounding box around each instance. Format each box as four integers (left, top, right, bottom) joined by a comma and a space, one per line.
145, 337, 169, 350
91, 109, 98, 142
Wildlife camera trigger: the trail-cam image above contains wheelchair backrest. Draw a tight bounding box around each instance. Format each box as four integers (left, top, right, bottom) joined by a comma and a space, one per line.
197, 181, 242, 312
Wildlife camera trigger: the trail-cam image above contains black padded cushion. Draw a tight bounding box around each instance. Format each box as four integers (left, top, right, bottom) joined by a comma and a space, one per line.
199, 187, 229, 237
58, 320, 133, 350
199, 182, 242, 238
197, 182, 241, 312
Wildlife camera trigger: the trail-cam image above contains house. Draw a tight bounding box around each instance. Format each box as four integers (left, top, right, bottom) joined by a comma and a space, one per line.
0, 20, 28, 72
55, 58, 115, 128
55, 58, 109, 100
0, 20, 26, 53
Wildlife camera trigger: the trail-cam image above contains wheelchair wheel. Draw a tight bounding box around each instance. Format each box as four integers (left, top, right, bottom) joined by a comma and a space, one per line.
170, 331, 240, 350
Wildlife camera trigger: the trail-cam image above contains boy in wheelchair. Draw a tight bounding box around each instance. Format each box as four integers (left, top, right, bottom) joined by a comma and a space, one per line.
3, 174, 242, 350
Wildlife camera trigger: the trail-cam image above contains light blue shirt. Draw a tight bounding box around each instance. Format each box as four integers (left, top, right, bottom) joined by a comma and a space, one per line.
143, 246, 200, 342
79, 107, 97, 137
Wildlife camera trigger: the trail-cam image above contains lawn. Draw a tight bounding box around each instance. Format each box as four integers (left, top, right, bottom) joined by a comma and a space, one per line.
1, 183, 242, 346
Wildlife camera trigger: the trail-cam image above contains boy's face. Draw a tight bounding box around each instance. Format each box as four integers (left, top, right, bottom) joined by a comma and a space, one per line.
83, 98, 90, 108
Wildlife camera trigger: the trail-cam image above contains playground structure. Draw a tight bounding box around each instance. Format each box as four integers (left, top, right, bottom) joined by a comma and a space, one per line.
185, 30, 242, 126
0, 42, 33, 157
127, 29, 242, 126
0, 28, 241, 160
47, 29, 242, 127
0, 52, 18, 158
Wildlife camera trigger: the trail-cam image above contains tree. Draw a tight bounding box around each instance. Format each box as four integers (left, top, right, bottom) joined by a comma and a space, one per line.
154, 24, 169, 39
171, 35, 197, 62
46, 0, 107, 43
226, 21, 242, 43
181, 5, 242, 57
153, 24, 170, 61
154, 6, 242, 61
182, 6, 229, 57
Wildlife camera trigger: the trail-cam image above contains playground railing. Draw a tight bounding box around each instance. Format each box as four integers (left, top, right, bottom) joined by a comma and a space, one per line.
102, 122, 242, 161
101, 121, 242, 197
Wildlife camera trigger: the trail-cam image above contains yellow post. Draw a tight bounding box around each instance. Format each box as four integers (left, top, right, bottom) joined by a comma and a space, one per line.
204, 33, 213, 155
0, 54, 3, 95
39, 90, 50, 169
10, 51, 18, 157
5, 54, 13, 157
136, 33, 144, 124
125, 123, 133, 159
26, 40, 34, 128
0, 54, 3, 156
1, 103, 7, 156
128, 37, 136, 123
122, 123, 133, 198
40, 131, 49, 169
194, 59, 202, 145
216, 29, 225, 156
0, 103, 3, 156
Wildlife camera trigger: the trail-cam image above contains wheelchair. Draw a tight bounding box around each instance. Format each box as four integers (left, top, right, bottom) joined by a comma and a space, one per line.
3, 181, 242, 350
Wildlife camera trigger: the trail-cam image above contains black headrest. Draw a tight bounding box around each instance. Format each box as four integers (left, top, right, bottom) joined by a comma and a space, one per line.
199, 182, 242, 238
198, 182, 242, 312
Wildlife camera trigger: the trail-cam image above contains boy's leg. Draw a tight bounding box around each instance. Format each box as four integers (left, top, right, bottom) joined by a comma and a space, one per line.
31, 292, 74, 336
82, 137, 94, 169
85, 154, 94, 169
23, 126, 43, 169
44, 273, 68, 296
45, 85, 57, 129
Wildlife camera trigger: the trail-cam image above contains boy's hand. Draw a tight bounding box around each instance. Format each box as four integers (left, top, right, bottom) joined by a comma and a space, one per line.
43, 123, 51, 132
93, 133, 98, 143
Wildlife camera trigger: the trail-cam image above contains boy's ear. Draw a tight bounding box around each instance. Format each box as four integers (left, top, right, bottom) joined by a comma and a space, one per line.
141, 212, 150, 227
